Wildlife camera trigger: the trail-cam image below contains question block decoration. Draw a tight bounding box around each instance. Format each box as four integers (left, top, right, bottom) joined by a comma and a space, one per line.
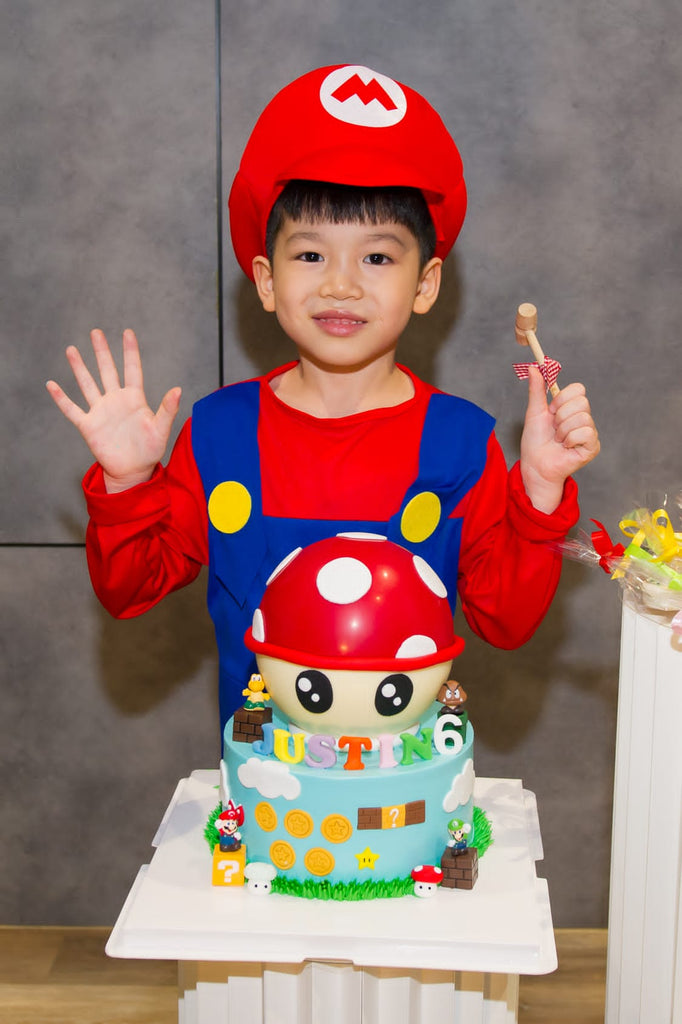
211, 844, 246, 887
357, 799, 426, 830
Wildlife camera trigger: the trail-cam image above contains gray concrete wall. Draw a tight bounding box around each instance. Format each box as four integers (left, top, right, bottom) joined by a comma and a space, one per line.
2, 0, 680, 926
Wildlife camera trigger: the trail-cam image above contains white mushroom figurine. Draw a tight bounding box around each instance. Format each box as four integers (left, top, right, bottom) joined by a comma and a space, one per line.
244, 861, 277, 895
411, 864, 443, 898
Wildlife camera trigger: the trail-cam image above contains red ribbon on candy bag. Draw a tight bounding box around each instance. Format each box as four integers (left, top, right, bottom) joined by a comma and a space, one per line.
590, 519, 625, 574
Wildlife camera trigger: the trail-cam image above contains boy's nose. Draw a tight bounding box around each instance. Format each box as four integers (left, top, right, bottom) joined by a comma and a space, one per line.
319, 258, 363, 300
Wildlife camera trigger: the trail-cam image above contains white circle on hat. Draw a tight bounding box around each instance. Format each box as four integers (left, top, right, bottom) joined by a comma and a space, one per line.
319, 66, 407, 128
316, 557, 373, 604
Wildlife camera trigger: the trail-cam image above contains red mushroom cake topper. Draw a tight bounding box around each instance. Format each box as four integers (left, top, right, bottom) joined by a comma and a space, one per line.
245, 533, 464, 672
245, 534, 464, 736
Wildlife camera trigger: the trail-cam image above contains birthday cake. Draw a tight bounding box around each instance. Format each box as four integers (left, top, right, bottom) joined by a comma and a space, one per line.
211, 534, 489, 898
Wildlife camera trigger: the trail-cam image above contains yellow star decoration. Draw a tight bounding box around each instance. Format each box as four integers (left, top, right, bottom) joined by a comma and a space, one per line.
355, 846, 380, 870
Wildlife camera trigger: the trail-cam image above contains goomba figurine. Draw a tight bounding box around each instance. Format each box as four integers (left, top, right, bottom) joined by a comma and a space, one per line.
244, 534, 464, 737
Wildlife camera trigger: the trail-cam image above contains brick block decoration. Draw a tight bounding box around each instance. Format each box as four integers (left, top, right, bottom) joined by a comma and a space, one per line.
357, 799, 425, 830
232, 707, 273, 744
440, 845, 479, 890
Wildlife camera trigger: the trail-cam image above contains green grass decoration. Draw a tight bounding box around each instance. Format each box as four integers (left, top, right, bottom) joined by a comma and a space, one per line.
204, 804, 223, 849
472, 805, 493, 856
204, 804, 493, 900
271, 875, 415, 899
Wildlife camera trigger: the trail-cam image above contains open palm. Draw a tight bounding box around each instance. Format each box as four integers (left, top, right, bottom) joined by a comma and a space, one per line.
46, 329, 182, 492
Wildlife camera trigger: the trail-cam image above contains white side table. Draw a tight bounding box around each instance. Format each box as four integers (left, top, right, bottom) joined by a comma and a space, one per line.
606, 597, 682, 1023
107, 773, 557, 1024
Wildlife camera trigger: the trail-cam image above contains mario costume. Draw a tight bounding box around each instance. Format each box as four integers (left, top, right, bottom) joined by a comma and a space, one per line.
82, 66, 580, 733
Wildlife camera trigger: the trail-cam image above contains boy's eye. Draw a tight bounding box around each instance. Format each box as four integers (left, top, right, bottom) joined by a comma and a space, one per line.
364, 253, 391, 265
296, 251, 323, 263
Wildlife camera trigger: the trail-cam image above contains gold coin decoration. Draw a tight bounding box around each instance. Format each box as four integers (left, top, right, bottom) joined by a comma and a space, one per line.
304, 847, 335, 877
270, 840, 296, 870
254, 801, 278, 832
284, 809, 314, 838
321, 814, 353, 844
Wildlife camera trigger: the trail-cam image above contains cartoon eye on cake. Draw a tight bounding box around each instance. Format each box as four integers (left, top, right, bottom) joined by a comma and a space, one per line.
244, 535, 464, 736
295, 670, 334, 714
374, 674, 414, 717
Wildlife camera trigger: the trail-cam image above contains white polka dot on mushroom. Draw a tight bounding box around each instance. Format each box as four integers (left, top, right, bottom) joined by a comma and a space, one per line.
252, 608, 265, 643
412, 555, 448, 599
395, 634, 438, 659
336, 532, 387, 542
316, 557, 373, 605
266, 547, 302, 586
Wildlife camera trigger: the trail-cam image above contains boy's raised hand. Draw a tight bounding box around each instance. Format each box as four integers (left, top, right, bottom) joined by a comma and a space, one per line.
520, 364, 600, 514
46, 329, 181, 493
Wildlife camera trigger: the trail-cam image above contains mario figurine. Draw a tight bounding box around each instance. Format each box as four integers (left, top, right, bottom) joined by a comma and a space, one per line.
244, 533, 464, 737
216, 799, 245, 852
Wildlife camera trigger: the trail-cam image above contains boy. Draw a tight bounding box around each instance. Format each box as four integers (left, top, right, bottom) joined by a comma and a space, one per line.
47, 65, 599, 732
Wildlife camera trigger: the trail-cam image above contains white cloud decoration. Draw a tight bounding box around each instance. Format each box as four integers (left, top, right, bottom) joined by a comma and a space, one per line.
442, 758, 475, 813
238, 757, 301, 800
219, 759, 231, 807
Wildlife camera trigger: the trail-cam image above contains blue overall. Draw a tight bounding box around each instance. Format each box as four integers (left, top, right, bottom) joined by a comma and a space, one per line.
192, 381, 494, 732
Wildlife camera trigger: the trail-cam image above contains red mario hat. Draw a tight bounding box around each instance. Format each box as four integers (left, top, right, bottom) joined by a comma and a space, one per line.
229, 65, 467, 280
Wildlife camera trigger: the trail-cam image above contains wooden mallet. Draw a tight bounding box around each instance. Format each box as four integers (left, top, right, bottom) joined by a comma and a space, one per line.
515, 302, 561, 397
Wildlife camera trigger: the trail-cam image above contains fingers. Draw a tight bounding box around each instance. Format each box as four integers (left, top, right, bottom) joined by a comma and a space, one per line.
154, 386, 182, 438
90, 329, 123, 393
551, 384, 600, 456
548, 381, 586, 411
525, 364, 550, 416
50, 329, 145, 411
121, 328, 144, 390
45, 378, 87, 429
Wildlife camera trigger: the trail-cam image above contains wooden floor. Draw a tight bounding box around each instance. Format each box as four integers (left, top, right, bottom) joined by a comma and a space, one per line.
0, 926, 606, 1024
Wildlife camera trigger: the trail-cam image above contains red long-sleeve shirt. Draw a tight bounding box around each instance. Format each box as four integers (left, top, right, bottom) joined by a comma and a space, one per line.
83, 364, 578, 649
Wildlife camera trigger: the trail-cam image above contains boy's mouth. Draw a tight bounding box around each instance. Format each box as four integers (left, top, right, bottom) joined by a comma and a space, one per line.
313, 310, 366, 336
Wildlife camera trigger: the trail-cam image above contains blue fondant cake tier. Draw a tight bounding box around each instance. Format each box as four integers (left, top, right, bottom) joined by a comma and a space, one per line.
223, 704, 474, 886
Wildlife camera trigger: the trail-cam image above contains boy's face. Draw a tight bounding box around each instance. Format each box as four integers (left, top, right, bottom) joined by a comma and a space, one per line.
252, 216, 441, 371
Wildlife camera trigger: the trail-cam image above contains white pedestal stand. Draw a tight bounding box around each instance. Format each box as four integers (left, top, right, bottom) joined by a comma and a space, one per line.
107, 774, 556, 1024
606, 597, 682, 1023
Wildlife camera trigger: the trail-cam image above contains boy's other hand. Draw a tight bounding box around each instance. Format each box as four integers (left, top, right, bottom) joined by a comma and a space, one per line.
520, 364, 600, 514
46, 329, 181, 493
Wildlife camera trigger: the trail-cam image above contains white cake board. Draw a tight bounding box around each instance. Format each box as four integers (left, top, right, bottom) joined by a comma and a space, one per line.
107, 773, 556, 1023
606, 598, 682, 1024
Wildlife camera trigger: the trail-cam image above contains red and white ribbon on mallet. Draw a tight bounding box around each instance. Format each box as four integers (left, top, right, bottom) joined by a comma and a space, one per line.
513, 302, 562, 397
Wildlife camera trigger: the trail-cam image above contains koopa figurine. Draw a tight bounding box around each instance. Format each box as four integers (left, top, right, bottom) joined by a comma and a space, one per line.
245, 533, 464, 737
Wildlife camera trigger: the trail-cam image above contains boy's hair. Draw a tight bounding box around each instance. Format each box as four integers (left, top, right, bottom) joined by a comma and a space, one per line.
265, 180, 437, 269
